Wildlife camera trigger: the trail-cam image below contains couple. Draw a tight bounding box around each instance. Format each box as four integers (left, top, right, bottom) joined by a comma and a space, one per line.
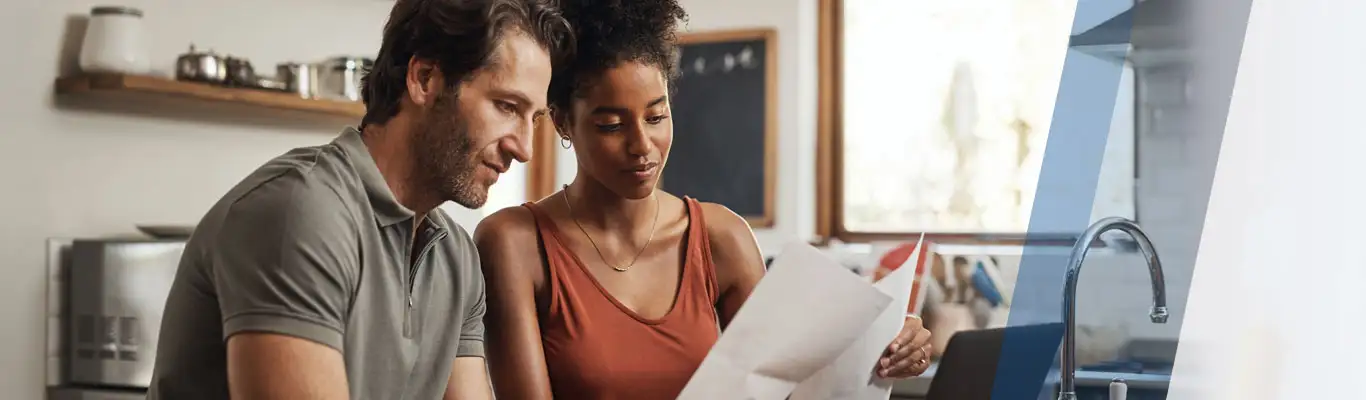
147, 0, 933, 399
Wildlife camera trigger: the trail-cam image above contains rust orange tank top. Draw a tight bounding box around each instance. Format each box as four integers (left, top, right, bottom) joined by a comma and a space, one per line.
523, 198, 721, 400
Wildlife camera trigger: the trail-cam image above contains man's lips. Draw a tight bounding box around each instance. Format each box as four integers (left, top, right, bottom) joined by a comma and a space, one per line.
484, 162, 509, 174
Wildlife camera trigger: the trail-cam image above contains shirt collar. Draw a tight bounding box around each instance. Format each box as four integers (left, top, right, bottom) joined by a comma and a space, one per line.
333, 127, 414, 227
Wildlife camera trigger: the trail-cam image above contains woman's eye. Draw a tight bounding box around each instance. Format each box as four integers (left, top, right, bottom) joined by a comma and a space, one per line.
646, 115, 670, 124
596, 123, 623, 132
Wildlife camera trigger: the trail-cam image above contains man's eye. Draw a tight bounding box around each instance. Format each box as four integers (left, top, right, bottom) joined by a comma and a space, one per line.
496, 101, 517, 114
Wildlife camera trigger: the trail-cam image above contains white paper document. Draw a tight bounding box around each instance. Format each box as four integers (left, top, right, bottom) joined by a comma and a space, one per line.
791, 234, 927, 400
676, 243, 893, 400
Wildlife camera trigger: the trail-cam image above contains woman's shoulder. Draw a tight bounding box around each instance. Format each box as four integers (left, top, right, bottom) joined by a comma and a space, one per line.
686, 198, 766, 290
473, 204, 540, 253
473, 204, 553, 289
691, 199, 752, 238
688, 199, 759, 259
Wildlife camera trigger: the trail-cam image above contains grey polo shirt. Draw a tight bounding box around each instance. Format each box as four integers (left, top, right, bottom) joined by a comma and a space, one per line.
148, 127, 485, 399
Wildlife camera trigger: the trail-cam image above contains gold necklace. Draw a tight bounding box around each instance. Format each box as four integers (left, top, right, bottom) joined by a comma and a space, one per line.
562, 184, 660, 272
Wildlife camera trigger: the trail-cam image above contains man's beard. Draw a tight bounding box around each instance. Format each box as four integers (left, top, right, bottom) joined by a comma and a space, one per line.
412, 91, 486, 209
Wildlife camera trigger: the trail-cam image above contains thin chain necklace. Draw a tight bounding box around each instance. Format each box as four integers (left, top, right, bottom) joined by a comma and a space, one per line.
562, 184, 660, 272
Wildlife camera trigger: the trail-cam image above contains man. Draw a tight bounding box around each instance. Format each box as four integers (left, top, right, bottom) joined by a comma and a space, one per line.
147, 0, 572, 398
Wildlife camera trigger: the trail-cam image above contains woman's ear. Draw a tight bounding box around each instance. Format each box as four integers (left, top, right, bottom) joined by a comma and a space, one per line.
551, 106, 571, 141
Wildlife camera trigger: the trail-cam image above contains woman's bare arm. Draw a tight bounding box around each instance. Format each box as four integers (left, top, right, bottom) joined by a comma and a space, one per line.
698, 202, 768, 328
474, 207, 555, 400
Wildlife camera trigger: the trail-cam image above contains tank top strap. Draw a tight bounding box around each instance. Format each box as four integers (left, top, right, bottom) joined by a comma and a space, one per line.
683, 197, 721, 303
520, 202, 570, 318
521, 202, 559, 247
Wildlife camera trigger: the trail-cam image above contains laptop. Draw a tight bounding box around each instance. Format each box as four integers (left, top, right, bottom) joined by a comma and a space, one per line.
924, 323, 1066, 400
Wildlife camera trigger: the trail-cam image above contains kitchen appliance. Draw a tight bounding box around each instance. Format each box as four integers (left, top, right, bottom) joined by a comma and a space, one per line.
65, 238, 185, 389
79, 6, 151, 75
174, 45, 226, 83
317, 56, 373, 102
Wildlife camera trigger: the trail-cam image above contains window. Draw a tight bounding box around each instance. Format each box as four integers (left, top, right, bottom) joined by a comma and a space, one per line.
818, 0, 1135, 241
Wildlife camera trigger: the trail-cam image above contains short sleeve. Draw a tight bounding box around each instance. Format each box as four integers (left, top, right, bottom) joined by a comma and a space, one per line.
211, 173, 359, 352
455, 230, 486, 358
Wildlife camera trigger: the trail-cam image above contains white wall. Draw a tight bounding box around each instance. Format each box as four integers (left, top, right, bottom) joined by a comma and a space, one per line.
554, 0, 819, 256
4, 0, 417, 397
1170, 0, 1366, 397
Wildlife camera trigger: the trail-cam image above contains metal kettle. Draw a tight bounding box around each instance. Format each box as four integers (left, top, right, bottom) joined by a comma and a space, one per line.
174, 45, 226, 83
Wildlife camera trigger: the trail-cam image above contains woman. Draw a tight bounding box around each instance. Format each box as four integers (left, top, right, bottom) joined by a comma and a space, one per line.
473, 1, 933, 398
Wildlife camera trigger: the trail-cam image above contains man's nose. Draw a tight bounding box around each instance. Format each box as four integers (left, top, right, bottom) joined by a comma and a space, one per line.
506, 119, 542, 163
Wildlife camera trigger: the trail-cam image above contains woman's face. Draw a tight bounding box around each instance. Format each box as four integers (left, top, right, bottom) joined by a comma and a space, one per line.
558, 62, 673, 200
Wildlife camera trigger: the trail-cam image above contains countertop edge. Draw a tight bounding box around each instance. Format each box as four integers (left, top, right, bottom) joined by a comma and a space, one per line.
890, 363, 1171, 396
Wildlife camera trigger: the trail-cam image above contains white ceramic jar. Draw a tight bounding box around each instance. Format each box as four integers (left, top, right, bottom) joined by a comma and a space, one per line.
78, 6, 151, 75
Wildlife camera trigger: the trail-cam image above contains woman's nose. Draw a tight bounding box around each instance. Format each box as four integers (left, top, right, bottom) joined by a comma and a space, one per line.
626, 122, 654, 156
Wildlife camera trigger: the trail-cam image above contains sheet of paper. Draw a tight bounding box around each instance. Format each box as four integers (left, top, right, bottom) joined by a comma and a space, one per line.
790, 234, 926, 400
677, 242, 893, 400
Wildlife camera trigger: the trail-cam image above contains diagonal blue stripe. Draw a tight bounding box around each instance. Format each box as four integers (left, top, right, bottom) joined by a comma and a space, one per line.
990, 1, 1134, 399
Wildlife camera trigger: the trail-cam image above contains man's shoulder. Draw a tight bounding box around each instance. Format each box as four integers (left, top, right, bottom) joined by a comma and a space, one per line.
242, 142, 363, 206
197, 142, 366, 240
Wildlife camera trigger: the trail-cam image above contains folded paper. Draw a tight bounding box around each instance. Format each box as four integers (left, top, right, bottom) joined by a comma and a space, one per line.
791, 233, 926, 400
676, 243, 893, 400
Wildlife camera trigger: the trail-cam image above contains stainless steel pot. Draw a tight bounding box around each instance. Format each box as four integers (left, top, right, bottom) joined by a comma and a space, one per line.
224, 56, 256, 87
174, 45, 226, 83
316, 56, 373, 102
276, 62, 318, 99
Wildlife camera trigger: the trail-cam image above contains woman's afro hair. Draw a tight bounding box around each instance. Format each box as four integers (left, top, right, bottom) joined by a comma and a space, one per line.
548, 0, 689, 111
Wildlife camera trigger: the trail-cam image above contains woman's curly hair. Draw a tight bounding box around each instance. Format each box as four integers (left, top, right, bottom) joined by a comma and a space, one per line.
548, 0, 688, 112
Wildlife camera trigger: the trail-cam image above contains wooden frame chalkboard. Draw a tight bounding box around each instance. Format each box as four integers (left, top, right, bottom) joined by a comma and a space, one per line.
663, 28, 778, 228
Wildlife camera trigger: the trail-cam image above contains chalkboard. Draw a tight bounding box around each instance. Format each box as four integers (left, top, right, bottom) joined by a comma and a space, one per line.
662, 29, 777, 228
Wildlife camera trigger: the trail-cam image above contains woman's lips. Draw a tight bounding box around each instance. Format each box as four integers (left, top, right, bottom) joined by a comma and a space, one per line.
627, 162, 659, 179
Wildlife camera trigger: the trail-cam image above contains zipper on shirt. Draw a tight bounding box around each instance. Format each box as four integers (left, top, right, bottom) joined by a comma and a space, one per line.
404, 229, 448, 338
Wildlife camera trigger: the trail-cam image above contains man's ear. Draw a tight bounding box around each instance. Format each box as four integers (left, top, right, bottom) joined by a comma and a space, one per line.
405, 56, 444, 107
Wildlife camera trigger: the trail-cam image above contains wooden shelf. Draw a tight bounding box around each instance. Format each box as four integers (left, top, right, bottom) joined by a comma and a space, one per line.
54, 73, 364, 121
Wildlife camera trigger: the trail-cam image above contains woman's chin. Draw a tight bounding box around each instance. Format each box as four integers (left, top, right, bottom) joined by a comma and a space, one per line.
613, 181, 658, 200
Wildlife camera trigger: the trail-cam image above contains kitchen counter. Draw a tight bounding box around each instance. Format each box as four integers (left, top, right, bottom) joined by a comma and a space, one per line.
891, 362, 1171, 398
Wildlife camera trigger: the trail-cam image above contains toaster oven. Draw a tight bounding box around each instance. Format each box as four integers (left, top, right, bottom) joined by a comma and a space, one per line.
65, 239, 185, 389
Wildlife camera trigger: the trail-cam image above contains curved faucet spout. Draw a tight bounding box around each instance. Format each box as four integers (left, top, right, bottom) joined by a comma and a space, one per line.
1058, 217, 1169, 400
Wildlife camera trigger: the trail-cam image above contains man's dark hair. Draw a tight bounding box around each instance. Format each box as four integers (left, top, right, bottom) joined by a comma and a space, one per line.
548, 0, 688, 113
360, 0, 575, 128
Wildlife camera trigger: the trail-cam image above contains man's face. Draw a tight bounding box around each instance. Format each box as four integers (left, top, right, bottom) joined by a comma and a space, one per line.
413, 31, 552, 209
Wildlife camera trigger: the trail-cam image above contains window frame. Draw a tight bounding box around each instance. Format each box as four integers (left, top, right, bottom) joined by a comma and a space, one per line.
814, 0, 1136, 246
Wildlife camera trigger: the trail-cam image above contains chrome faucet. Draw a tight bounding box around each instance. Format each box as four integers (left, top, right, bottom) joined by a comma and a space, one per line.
1058, 217, 1169, 400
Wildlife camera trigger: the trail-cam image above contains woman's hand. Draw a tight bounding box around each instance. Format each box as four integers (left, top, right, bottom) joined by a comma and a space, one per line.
877, 315, 933, 379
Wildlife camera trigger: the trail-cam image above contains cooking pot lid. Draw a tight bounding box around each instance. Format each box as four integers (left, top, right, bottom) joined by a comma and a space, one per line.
325, 57, 376, 70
